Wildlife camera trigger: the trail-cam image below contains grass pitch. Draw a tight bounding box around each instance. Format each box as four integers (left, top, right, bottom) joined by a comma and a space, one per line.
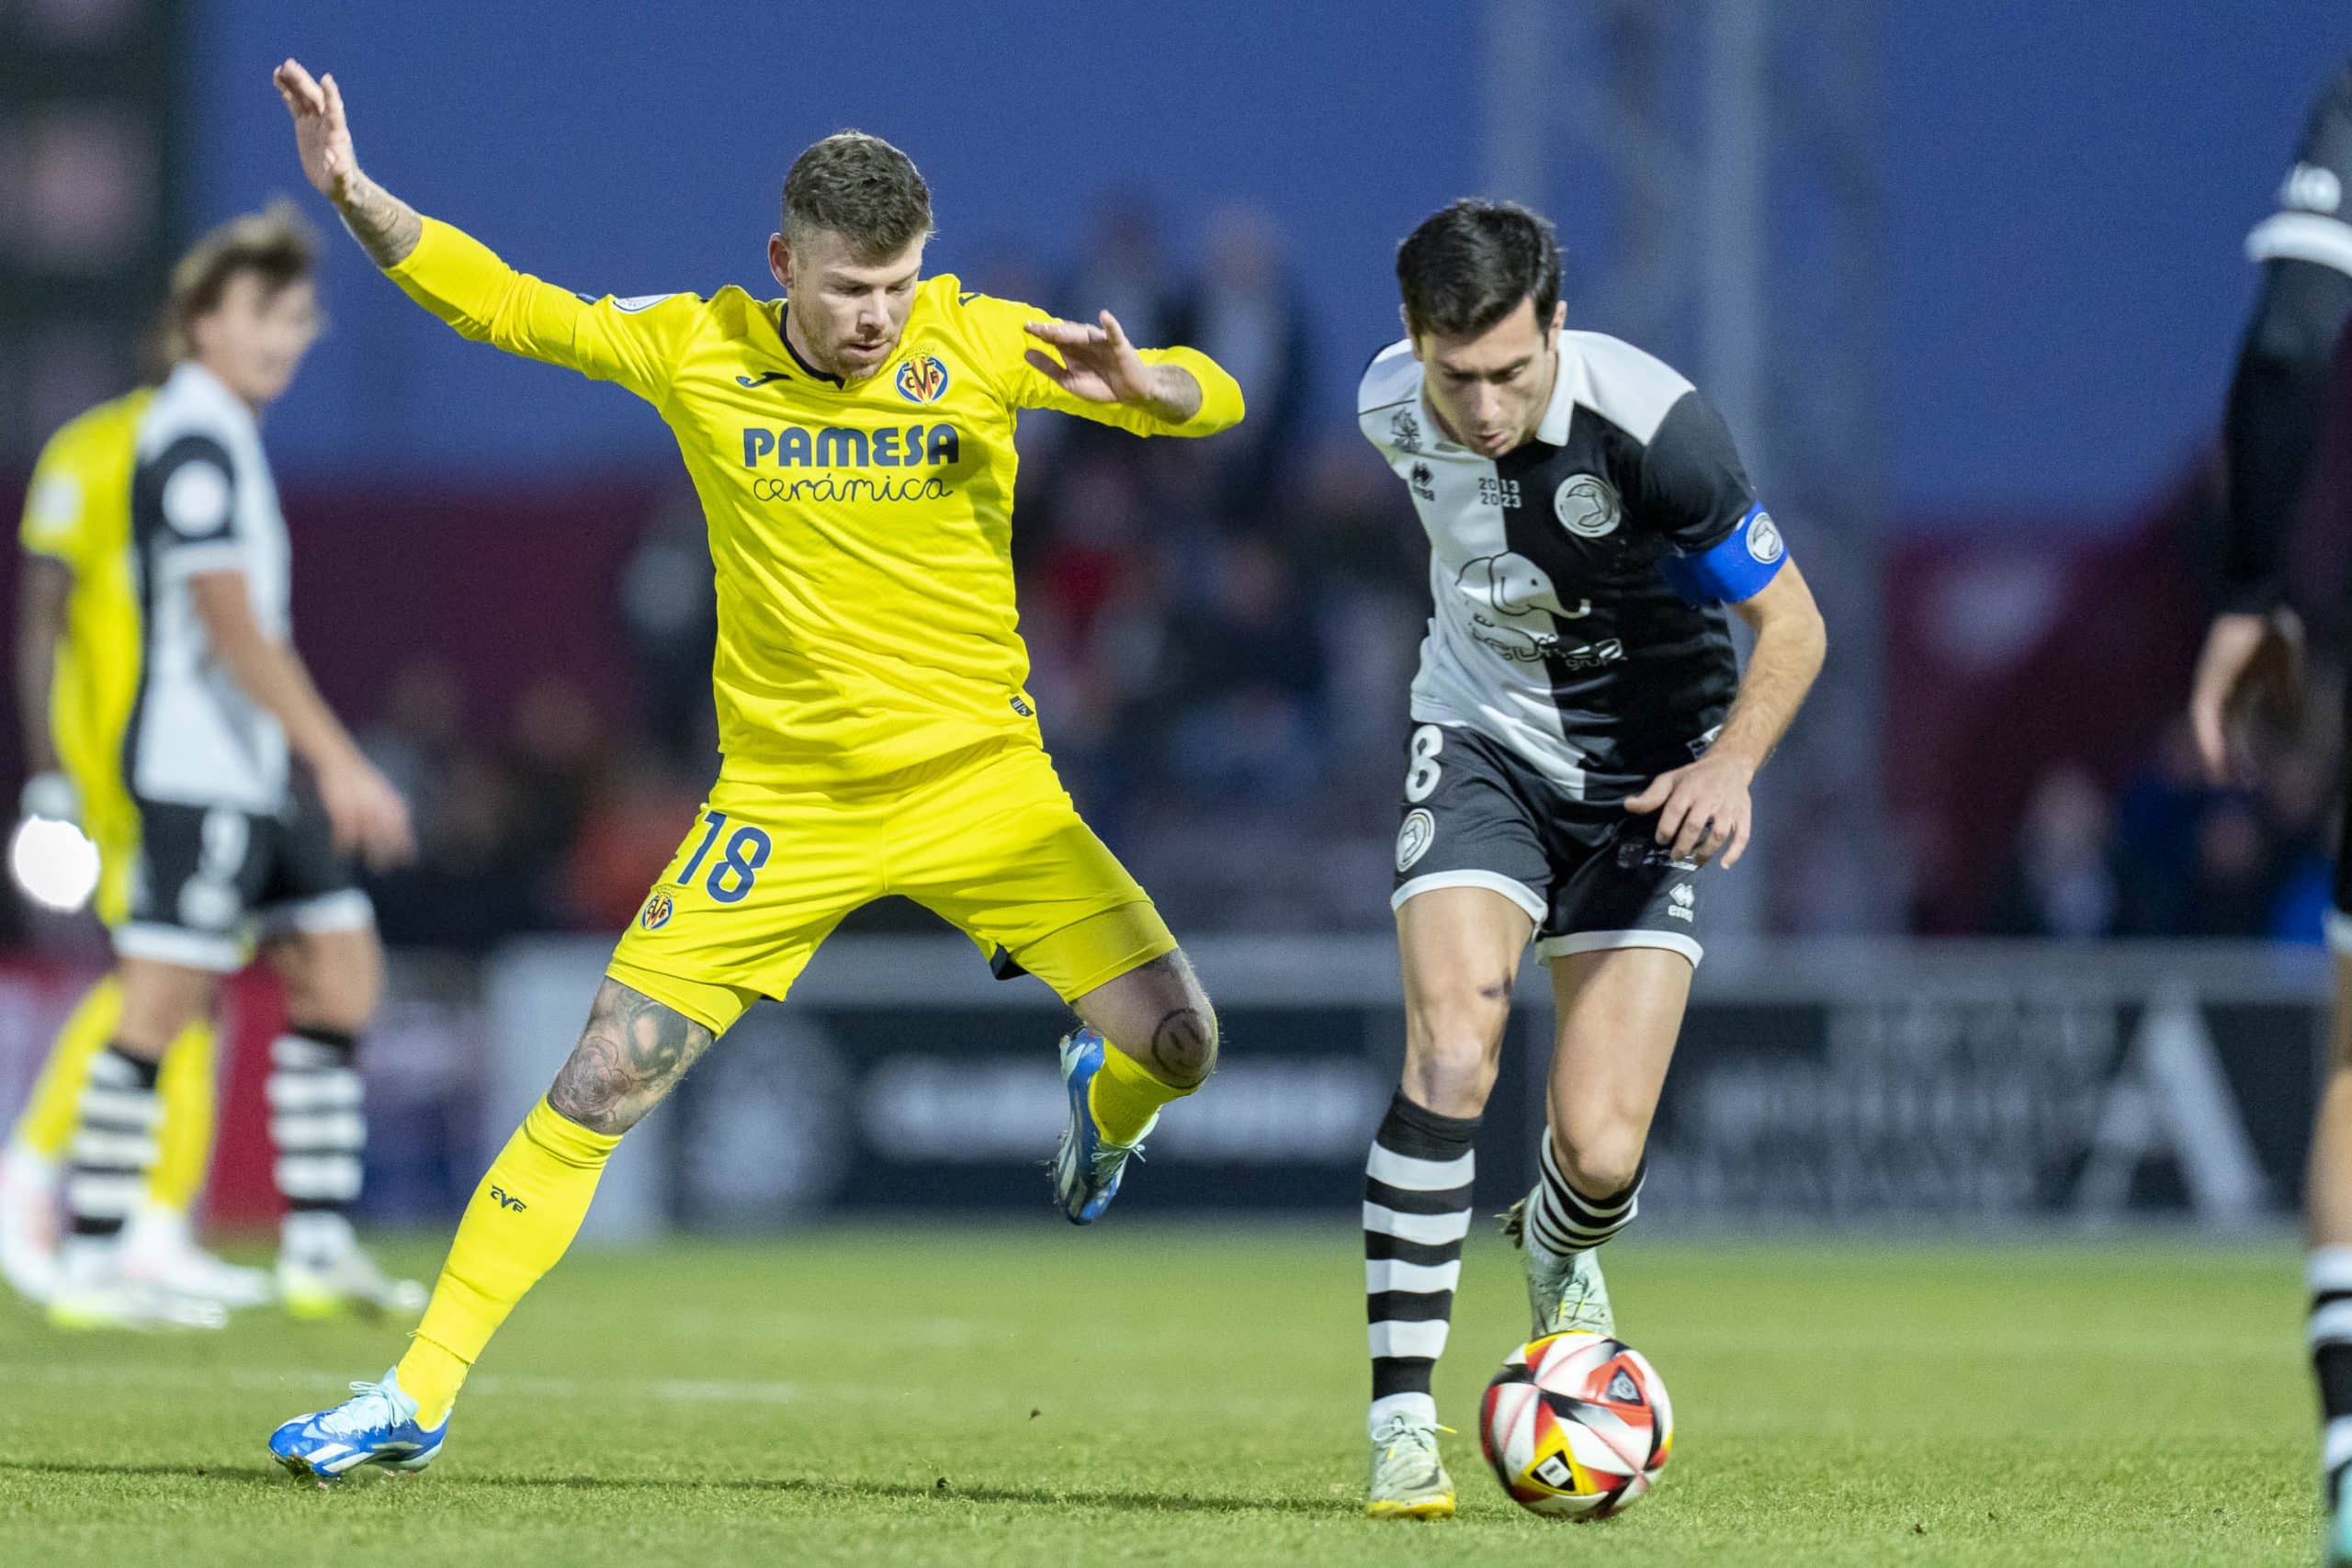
0, 1225, 2318, 1566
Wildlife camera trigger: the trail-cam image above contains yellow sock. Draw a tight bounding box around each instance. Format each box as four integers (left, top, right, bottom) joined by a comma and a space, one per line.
12, 976, 124, 1159
1087, 1042, 1192, 1146
397, 1099, 619, 1426
149, 1016, 217, 1211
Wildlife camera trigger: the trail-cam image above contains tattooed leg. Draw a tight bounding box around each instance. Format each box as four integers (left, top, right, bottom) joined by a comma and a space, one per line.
547, 979, 718, 1135
1074, 950, 1221, 1089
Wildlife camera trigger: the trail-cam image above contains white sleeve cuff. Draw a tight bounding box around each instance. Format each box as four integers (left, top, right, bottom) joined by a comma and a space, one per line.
2246, 211, 2352, 276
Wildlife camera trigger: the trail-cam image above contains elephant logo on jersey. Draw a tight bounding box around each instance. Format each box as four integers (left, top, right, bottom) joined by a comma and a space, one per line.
895, 355, 950, 403
1746, 508, 1784, 565
639, 892, 673, 931
1554, 474, 1623, 538
1396, 808, 1436, 872
1456, 554, 1593, 661
1389, 408, 1423, 452
1459, 552, 1591, 622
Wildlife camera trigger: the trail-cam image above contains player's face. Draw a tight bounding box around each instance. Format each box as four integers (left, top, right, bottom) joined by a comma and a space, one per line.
770, 228, 925, 382
1410, 298, 1566, 458
191, 271, 321, 409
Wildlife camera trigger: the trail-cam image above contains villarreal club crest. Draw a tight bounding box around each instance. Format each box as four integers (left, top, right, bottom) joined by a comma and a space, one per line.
895, 354, 949, 403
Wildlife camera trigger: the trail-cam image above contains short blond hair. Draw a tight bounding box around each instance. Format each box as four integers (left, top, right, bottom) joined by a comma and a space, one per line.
164, 199, 318, 362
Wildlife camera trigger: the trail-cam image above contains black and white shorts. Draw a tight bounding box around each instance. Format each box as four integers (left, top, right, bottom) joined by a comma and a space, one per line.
115, 795, 373, 973
1388, 722, 1703, 967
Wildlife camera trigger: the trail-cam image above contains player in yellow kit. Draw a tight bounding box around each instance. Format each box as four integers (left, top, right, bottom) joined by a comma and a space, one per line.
0, 389, 267, 1313
264, 60, 1244, 1478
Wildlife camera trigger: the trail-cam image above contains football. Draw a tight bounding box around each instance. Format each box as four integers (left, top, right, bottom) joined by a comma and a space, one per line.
1478, 1331, 1673, 1517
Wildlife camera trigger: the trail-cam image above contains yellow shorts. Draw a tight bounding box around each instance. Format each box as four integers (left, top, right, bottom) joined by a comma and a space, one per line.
605, 741, 1176, 1036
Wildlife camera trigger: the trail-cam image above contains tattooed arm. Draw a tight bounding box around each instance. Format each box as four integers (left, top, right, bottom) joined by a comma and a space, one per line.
274, 59, 421, 267
547, 980, 718, 1135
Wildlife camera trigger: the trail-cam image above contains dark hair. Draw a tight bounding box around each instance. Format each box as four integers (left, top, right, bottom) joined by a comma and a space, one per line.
782, 130, 934, 260
164, 199, 317, 361
1396, 197, 1561, 339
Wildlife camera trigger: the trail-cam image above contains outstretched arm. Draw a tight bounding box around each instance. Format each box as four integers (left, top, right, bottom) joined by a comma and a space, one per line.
1012, 307, 1244, 437
275, 60, 420, 267
274, 58, 698, 400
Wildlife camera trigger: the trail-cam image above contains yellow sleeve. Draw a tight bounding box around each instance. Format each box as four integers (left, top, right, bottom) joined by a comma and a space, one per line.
385, 217, 707, 403
967, 293, 1244, 437
18, 432, 89, 567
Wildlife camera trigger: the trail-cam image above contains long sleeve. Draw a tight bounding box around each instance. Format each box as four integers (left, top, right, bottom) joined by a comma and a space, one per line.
384, 217, 706, 404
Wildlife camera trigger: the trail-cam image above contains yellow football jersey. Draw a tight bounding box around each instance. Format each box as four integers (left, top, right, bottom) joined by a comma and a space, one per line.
386, 218, 1243, 791
17, 389, 150, 840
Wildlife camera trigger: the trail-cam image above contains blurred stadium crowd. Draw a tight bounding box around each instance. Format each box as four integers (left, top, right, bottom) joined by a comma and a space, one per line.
10, 204, 2339, 955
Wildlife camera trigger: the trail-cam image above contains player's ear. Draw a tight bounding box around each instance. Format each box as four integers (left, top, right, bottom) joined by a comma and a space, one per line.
767, 233, 792, 293
1549, 299, 1566, 333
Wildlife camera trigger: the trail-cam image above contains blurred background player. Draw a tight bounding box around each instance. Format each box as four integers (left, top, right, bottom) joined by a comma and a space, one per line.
1353, 200, 1826, 1517
43, 202, 423, 1329
2186, 56, 2352, 1566
262, 60, 1239, 1479
0, 361, 268, 1312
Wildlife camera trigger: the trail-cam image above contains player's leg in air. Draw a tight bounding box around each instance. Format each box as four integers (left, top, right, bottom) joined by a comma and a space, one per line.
267, 746, 1218, 1481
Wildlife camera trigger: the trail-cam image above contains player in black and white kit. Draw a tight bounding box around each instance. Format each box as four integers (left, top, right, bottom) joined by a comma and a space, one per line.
2188, 60, 2352, 1566
1355, 200, 1826, 1517
48, 206, 424, 1329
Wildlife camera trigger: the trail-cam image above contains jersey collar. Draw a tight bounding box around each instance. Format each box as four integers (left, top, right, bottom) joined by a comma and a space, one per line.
1531, 332, 1579, 448
771, 300, 843, 388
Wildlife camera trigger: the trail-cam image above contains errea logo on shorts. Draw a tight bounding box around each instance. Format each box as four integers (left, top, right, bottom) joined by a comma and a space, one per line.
1668, 883, 1695, 921
1396, 808, 1436, 872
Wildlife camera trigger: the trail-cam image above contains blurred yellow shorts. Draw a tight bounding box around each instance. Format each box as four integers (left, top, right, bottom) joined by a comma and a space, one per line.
605, 740, 1175, 1035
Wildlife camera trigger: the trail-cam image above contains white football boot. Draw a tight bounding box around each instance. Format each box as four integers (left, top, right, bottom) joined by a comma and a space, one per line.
1366, 1415, 1456, 1519
123, 1201, 274, 1309
48, 1243, 226, 1330
0, 1144, 61, 1303
1501, 1195, 1614, 1338
278, 1242, 426, 1321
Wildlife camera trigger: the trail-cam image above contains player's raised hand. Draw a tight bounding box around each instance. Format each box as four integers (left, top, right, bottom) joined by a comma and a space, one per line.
2188, 608, 2302, 786
1625, 752, 1756, 869
274, 59, 362, 204
1024, 311, 1155, 405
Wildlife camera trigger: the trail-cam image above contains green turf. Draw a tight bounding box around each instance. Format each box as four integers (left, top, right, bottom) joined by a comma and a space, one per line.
0, 1225, 2321, 1566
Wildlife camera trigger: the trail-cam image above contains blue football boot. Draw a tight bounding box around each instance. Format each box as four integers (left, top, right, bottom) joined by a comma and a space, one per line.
1050, 1029, 1154, 1224
268, 1369, 447, 1482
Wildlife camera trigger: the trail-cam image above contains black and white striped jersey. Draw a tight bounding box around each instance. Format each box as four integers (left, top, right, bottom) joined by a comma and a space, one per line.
125, 361, 293, 813
1357, 331, 1788, 804
2220, 59, 2352, 615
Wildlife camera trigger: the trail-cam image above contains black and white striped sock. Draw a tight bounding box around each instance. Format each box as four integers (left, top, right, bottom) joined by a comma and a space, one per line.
1521, 1134, 1645, 1269
270, 1027, 366, 1264
1364, 1090, 1479, 1435
2312, 1248, 2352, 1506
62, 1045, 163, 1261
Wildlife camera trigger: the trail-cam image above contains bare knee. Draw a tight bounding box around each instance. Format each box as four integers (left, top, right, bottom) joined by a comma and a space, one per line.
1552, 1123, 1645, 1199
1144, 985, 1219, 1089
1403, 980, 1511, 1116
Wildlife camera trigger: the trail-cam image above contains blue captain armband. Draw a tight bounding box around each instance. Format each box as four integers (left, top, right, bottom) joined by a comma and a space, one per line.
1660, 503, 1788, 605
